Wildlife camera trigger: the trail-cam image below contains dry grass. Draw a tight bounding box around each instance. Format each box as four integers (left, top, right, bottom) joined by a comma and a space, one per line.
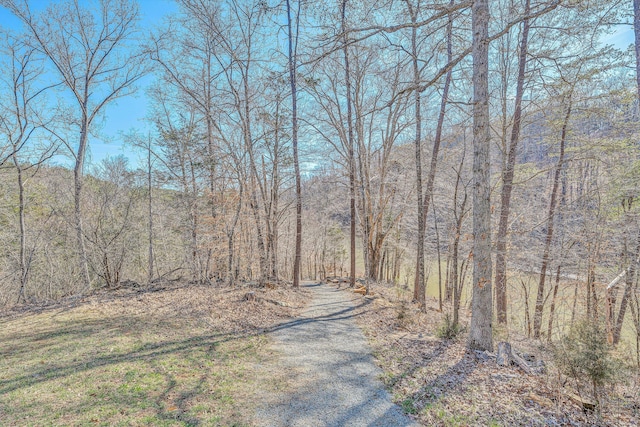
0, 282, 310, 427
343, 281, 640, 427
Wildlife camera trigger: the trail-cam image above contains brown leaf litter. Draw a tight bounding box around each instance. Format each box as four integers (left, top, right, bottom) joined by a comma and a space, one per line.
337, 280, 639, 427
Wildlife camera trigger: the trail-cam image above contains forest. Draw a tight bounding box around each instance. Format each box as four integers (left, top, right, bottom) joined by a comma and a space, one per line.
0, 0, 639, 425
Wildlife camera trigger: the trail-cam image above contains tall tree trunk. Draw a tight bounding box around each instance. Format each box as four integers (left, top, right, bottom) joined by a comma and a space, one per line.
407, 1, 425, 306
468, 0, 493, 352
342, 0, 356, 288
269, 96, 282, 282
204, 92, 218, 279
286, 0, 302, 288
14, 156, 27, 303
418, 0, 454, 284
227, 184, 243, 286
533, 100, 571, 339
189, 160, 201, 282
243, 92, 268, 284
75, 112, 91, 290
613, 231, 640, 344
433, 194, 443, 312
147, 136, 154, 285
412, 0, 453, 303
546, 264, 562, 341
354, 98, 371, 288
495, 0, 531, 325
586, 247, 594, 319
588, 256, 599, 320
452, 217, 462, 326
452, 163, 467, 327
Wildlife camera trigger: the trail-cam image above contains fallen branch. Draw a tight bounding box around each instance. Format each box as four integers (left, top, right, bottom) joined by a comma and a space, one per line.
566, 391, 596, 412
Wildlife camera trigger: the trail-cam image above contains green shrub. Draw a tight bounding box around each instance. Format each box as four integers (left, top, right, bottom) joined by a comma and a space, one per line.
554, 319, 623, 408
436, 313, 463, 340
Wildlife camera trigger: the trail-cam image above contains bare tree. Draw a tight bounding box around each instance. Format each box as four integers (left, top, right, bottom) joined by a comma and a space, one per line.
0, 32, 57, 303
468, 0, 493, 352
85, 156, 140, 289
405, 0, 426, 307
341, 0, 357, 289
146, 135, 154, 285
605, 0, 640, 345
287, 0, 302, 288
533, 94, 572, 339
494, 0, 531, 325
3, 0, 146, 290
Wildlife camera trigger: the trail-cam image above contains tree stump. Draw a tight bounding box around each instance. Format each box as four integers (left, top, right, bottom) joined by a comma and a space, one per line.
243, 291, 257, 302
496, 341, 533, 375
496, 341, 512, 367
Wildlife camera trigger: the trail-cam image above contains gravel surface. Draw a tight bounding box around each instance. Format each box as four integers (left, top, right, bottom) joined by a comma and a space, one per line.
254, 282, 419, 427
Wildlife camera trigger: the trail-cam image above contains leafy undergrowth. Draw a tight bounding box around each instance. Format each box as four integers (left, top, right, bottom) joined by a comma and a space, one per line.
0, 283, 309, 426
342, 281, 639, 427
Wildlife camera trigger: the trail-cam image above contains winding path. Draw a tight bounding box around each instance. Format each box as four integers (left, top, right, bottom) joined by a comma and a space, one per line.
254, 282, 418, 427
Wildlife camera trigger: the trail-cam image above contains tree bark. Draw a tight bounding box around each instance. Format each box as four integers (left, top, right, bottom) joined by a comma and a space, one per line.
433, 192, 443, 312
452, 179, 467, 327
468, 0, 493, 352
286, 0, 302, 288
546, 264, 562, 341
269, 95, 282, 282
495, 0, 531, 325
406, 0, 425, 307
533, 99, 571, 339
14, 156, 27, 303
342, 0, 357, 289
418, 0, 454, 280
75, 112, 91, 290
147, 136, 154, 285
613, 230, 640, 344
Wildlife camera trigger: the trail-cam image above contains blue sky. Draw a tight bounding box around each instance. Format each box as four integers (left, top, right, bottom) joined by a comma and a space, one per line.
603, 25, 635, 51
0, 0, 177, 169
91, 0, 177, 167
0, 1, 635, 170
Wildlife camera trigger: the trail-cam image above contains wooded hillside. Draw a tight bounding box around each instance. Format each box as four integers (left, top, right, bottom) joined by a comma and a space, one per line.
0, 0, 639, 385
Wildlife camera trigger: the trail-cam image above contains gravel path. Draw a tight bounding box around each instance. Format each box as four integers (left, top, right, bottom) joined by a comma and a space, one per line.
254, 282, 418, 427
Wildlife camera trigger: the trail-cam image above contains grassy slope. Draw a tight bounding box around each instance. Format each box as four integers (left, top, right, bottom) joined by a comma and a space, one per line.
0, 284, 307, 427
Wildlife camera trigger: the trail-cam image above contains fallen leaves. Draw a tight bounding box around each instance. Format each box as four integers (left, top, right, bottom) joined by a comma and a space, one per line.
339, 280, 638, 426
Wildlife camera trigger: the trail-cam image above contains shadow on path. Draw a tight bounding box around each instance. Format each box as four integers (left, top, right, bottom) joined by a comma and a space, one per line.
255, 283, 418, 427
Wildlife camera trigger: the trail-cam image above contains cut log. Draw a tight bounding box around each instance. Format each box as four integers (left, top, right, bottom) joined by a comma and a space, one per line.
527, 392, 554, 408
496, 342, 512, 367
354, 286, 366, 295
